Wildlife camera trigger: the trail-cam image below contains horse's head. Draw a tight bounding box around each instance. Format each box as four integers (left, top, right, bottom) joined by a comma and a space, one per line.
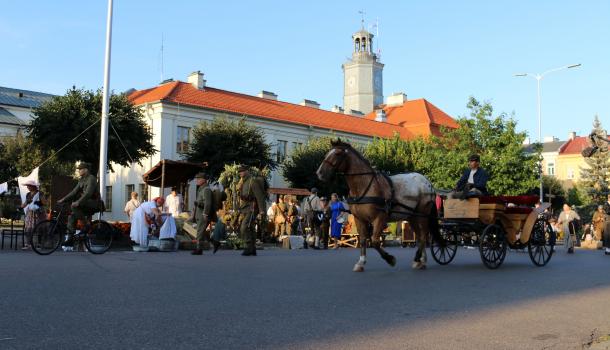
316, 139, 352, 182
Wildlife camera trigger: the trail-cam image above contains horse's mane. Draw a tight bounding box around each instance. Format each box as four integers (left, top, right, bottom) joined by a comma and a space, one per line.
331, 139, 374, 170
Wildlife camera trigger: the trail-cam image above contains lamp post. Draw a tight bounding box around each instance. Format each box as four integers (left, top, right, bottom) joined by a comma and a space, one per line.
514, 63, 581, 202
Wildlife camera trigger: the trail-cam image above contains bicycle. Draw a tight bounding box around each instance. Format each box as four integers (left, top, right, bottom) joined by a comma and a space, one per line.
30, 203, 113, 255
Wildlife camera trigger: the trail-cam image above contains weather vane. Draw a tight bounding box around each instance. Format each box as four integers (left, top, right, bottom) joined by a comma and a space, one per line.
358, 10, 365, 29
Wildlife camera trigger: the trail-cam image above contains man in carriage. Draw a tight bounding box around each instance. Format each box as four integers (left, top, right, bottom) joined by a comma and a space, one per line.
452, 154, 489, 198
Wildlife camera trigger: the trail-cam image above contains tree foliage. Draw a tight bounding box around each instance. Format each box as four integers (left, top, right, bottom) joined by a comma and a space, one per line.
185, 117, 276, 179
281, 137, 348, 197
364, 134, 433, 174
579, 115, 609, 203
28, 87, 156, 175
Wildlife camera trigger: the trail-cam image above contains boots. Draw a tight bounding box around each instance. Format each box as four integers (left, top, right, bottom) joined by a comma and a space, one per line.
242, 244, 257, 256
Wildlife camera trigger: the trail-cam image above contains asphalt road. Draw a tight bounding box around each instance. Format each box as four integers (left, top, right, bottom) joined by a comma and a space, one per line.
1, 246, 609, 350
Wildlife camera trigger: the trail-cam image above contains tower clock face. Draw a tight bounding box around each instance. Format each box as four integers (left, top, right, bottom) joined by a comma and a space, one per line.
347, 76, 356, 88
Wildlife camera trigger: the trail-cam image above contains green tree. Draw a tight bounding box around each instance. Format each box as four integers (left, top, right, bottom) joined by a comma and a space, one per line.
427, 97, 539, 195
538, 175, 566, 211
364, 134, 434, 174
28, 87, 156, 175
281, 137, 348, 197
579, 115, 609, 203
185, 117, 276, 179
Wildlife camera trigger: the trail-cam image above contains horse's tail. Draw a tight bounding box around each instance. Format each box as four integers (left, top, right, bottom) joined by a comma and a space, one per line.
429, 201, 441, 243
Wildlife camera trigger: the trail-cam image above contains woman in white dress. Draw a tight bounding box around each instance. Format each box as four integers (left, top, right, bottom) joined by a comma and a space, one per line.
130, 197, 165, 246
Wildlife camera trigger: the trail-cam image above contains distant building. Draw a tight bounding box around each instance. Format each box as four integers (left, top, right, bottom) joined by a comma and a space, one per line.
556, 132, 589, 187
0, 87, 55, 138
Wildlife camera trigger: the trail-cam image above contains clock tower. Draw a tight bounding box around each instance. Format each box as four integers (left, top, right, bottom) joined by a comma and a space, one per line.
342, 28, 384, 115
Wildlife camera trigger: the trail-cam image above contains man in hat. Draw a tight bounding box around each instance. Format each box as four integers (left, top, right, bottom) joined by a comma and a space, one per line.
454, 154, 489, 197
236, 164, 267, 256
302, 187, 322, 248
192, 172, 214, 255
58, 162, 102, 245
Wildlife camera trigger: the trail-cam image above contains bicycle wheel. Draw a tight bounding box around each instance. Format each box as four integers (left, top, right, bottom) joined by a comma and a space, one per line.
84, 220, 114, 254
31, 220, 63, 255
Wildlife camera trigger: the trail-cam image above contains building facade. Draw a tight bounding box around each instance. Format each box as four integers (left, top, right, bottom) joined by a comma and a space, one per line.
0, 87, 55, 138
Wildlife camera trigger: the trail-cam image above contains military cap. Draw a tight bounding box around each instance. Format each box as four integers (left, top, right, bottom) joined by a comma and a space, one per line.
468, 154, 480, 162
319, 196, 328, 202
237, 164, 249, 172
194, 172, 209, 180
77, 162, 91, 170
310, 187, 319, 194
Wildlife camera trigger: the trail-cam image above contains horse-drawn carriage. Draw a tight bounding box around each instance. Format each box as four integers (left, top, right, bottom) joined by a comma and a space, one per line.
431, 195, 556, 269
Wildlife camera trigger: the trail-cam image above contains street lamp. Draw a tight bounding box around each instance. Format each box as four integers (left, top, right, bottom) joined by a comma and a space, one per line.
514, 63, 581, 203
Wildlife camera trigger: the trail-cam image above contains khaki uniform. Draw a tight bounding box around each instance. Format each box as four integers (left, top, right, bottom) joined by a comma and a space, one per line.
286, 203, 298, 235
63, 174, 100, 233
237, 174, 267, 248
273, 202, 287, 237
195, 184, 213, 249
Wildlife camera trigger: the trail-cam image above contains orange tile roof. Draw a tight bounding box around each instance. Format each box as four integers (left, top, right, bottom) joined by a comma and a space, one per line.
128, 81, 457, 139
363, 99, 459, 137
559, 136, 588, 155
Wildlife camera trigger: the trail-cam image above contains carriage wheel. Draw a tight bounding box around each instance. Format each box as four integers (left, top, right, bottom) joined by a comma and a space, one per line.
528, 218, 555, 267
430, 228, 458, 265
479, 224, 507, 269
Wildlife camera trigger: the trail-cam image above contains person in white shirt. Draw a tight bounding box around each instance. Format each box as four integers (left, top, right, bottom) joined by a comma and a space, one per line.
124, 192, 140, 221
165, 187, 183, 217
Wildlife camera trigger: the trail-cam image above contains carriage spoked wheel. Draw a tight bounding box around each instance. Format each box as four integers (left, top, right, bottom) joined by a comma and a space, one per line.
430, 228, 458, 265
527, 218, 555, 267
479, 224, 507, 269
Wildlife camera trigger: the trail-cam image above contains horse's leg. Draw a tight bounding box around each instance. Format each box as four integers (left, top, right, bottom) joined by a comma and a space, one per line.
353, 217, 369, 272
412, 217, 428, 270
372, 216, 396, 267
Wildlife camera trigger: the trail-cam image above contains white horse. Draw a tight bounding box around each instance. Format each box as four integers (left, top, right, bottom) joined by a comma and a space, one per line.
316, 140, 440, 272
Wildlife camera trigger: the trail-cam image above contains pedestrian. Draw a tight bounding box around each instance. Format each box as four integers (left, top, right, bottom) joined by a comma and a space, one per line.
592, 205, 605, 241
286, 195, 299, 235
124, 191, 140, 222
192, 173, 214, 255
558, 203, 580, 254
129, 197, 165, 248
330, 193, 347, 249
20, 179, 46, 250
302, 188, 322, 248
165, 187, 183, 217
236, 164, 267, 256
273, 195, 287, 239
319, 197, 331, 249
603, 195, 610, 255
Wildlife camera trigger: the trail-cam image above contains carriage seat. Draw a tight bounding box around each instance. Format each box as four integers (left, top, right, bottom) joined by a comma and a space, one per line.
504, 206, 533, 215
479, 195, 539, 206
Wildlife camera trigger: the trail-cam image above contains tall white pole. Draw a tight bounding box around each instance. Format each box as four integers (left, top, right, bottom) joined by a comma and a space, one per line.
99, 0, 114, 207
537, 76, 543, 203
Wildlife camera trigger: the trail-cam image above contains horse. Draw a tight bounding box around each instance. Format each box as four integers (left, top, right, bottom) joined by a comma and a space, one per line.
316, 139, 440, 272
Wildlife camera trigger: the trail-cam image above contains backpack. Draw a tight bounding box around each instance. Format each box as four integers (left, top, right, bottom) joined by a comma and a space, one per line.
210, 181, 227, 215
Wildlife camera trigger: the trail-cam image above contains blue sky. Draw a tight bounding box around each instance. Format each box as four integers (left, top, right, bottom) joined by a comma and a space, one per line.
1, 0, 608, 141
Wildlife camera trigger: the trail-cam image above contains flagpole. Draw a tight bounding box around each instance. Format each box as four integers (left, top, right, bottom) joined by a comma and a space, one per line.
99, 0, 114, 211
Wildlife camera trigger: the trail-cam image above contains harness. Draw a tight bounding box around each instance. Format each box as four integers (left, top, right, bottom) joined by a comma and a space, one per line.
325, 150, 423, 217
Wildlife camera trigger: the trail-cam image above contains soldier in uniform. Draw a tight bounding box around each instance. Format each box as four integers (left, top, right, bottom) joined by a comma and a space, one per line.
58, 162, 102, 246
192, 172, 214, 255
273, 195, 287, 238
236, 164, 267, 256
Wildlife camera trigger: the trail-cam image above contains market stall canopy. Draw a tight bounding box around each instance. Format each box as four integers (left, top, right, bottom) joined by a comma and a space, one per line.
268, 187, 311, 196
142, 160, 207, 188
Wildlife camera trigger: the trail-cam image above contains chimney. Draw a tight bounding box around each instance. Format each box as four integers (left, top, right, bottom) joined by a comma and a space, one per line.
386, 92, 407, 107
375, 109, 387, 122
299, 99, 320, 109
331, 105, 344, 113
257, 90, 278, 100
543, 136, 558, 143
568, 131, 576, 140
187, 71, 206, 89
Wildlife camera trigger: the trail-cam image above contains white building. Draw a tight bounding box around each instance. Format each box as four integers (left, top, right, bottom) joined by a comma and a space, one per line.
103, 27, 458, 221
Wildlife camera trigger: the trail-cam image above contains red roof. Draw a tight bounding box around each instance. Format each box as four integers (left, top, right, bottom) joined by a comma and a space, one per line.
128, 81, 457, 140
559, 136, 588, 155
363, 99, 459, 137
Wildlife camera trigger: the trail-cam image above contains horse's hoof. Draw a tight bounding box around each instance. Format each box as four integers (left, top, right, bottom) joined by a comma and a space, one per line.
411, 261, 420, 269
387, 255, 397, 267
353, 264, 365, 272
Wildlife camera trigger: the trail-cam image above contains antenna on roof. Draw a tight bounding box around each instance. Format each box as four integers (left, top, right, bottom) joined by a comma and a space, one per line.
358, 10, 365, 29
159, 32, 164, 82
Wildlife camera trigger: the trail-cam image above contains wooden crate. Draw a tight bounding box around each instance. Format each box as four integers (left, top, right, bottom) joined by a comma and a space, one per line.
443, 198, 479, 219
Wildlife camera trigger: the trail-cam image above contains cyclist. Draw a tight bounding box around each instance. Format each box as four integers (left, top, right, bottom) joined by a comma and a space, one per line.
57, 162, 103, 246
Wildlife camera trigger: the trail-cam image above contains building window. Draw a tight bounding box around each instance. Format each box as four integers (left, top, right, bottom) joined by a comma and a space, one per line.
125, 184, 135, 203
292, 142, 303, 151
139, 183, 149, 202
276, 140, 287, 162
567, 168, 574, 179
547, 162, 555, 176
176, 126, 190, 153
105, 186, 112, 212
